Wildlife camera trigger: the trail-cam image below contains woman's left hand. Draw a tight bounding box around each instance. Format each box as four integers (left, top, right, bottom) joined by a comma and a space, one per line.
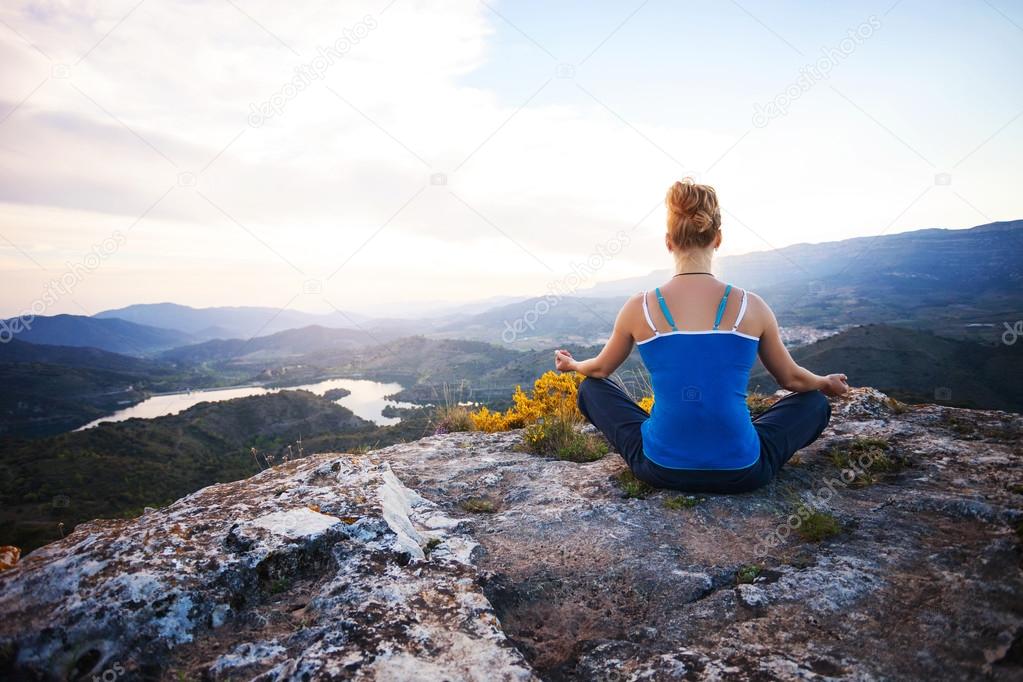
554, 349, 576, 372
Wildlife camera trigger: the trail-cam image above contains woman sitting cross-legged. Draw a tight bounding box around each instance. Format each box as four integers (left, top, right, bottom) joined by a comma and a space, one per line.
555, 179, 849, 493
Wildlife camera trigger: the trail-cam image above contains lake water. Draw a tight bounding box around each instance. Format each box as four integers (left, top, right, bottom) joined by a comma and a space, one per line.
75, 378, 414, 430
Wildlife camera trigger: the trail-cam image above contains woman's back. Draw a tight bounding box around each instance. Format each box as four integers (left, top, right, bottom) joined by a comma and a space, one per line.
635, 278, 761, 469
557, 177, 846, 493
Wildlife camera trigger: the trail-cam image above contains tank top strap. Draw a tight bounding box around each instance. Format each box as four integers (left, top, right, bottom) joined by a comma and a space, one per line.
713, 284, 733, 330
641, 291, 658, 333
654, 287, 679, 332
732, 288, 749, 331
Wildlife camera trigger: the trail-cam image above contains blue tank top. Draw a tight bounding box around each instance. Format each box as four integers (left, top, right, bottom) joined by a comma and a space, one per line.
636, 285, 761, 470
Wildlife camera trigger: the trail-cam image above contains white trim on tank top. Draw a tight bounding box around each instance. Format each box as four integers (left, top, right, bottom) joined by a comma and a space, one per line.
636, 329, 759, 345
732, 288, 749, 331
640, 290, 657, 333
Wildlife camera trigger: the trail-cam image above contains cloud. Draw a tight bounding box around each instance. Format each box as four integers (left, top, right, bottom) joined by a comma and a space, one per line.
0, 0, 1019, 316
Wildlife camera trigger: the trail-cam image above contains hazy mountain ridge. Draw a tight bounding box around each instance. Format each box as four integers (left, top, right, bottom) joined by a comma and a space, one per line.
581, 219, 1023, 297
419, 220, 1019, 348
750, 324, 1023, 412
95, 302, 370, 339
1, 314, 194, 355
49, 219, 1020, 354
158, 325, 398, 366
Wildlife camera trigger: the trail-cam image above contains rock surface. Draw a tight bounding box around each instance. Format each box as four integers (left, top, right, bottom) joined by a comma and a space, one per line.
0, 456, 533, 681
1, 388, 1022, 680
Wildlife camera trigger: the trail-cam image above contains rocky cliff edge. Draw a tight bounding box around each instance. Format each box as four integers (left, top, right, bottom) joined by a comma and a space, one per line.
1, 388, 1021, 681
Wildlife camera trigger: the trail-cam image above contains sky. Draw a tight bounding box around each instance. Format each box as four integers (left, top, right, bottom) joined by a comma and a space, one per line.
1, 0, 1021, 318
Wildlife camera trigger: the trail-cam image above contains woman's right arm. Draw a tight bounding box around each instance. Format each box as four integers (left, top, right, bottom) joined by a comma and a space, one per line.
754, 294, 849, 397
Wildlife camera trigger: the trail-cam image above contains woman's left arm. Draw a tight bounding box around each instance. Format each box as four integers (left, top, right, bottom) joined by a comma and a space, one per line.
554, 297, 637, 378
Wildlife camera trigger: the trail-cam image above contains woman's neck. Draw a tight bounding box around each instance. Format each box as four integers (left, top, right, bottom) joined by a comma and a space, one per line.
673, 250, 714, 275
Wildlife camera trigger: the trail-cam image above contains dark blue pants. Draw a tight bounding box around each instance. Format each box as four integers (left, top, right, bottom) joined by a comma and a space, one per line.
577, 376, 831, 493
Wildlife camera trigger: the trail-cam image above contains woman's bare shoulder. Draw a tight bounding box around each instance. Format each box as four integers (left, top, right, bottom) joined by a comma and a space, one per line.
743, 290, 769, 312
735, 289, 775, 334
620, 291, 645, 318
616, 292, 649, 330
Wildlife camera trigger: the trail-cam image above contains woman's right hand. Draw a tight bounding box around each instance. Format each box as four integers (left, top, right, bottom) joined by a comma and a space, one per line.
820, 373, 850, 397
554, 349, 576, 373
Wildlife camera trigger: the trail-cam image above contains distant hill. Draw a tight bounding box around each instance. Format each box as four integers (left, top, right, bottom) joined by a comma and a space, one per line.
434, 296, 623, 348
285, 335, 645, 406
0, 390, 377, 553
2, 314, 194, 355
159, 325, 392, 365
0, 338, 158, 372
0, 339, 226, 438
749, 324, 1023, 412
94, 302, 378, 340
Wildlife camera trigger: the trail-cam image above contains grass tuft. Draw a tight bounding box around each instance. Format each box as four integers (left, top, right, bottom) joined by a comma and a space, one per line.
615, 470, 655, 499
460, 497, 498, 513
746, 392, 774, 418
524, 414, 609, 463
886, 397, 909, 414
795, 507, 842, 542
663, 495, 702, 510
828, 436, 901, 486
432, 404, 475, 434
423, 537, 442, 556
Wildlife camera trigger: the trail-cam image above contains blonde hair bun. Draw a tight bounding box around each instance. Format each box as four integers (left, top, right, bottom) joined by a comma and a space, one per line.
665, 178, 722, 250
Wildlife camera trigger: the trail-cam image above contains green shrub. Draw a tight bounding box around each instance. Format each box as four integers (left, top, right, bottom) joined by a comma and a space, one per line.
736, 564, 762, 584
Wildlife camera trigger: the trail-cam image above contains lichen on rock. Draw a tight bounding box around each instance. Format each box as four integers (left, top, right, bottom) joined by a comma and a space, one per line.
0, 456, 533, 681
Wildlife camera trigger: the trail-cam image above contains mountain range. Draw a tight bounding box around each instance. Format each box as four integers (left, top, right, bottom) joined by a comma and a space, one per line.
93, 302, 377, 341
1, 314, 193, 355
0, 218, 1020, 442
5, 219, 1020, 356
749, 324, 1022, 412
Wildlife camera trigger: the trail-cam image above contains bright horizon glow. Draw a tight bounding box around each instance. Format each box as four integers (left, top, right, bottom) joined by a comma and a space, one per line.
1, 0, 1021, 319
